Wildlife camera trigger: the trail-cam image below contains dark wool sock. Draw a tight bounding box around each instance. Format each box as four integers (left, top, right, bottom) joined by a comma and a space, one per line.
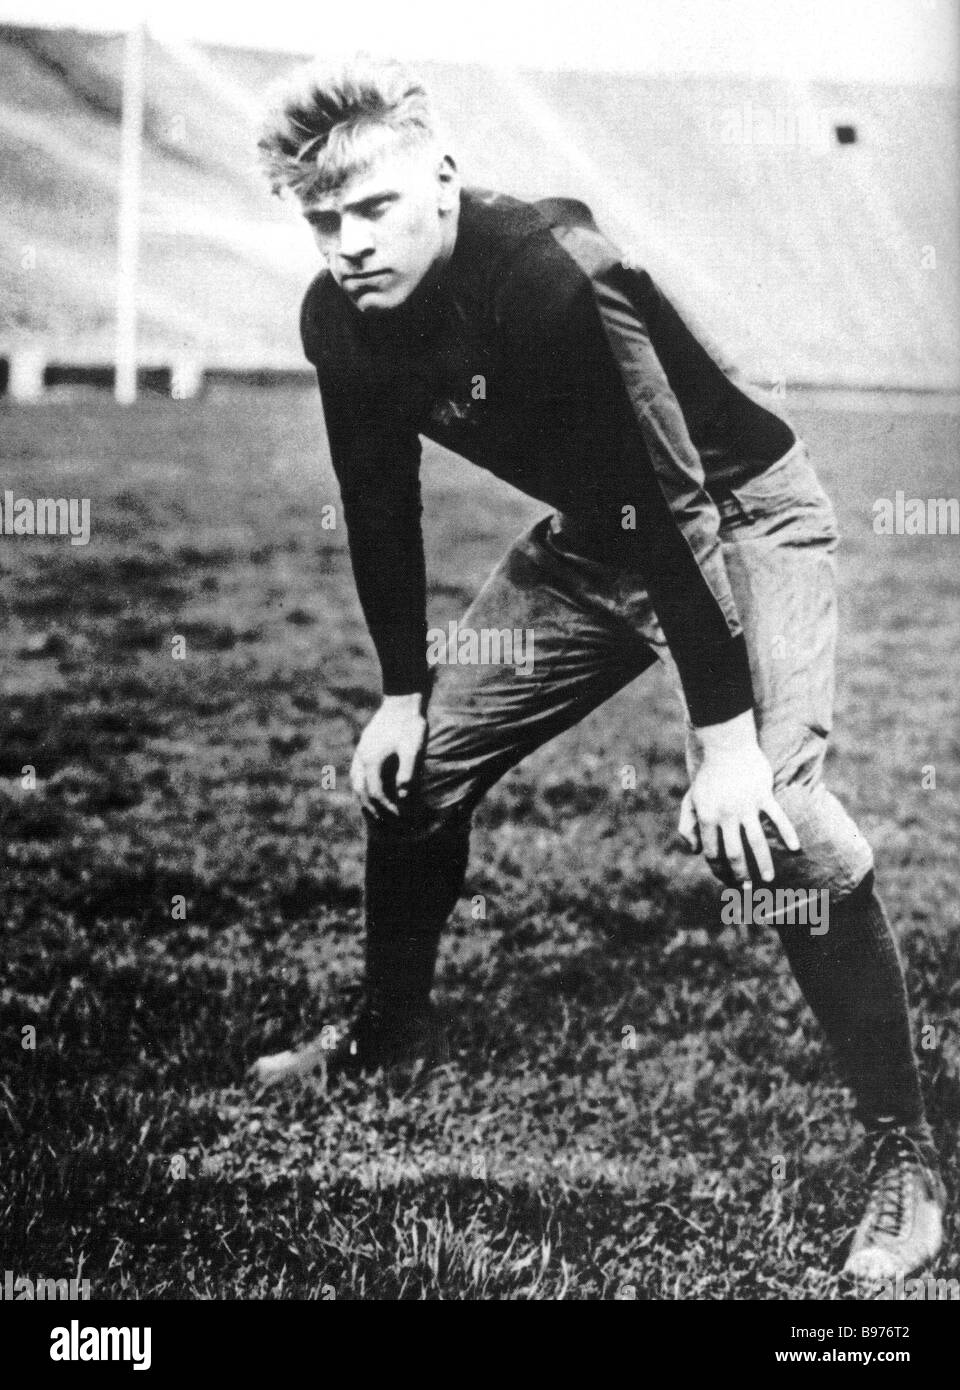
363, 818, 472, 1018
773, 872, 926, 1130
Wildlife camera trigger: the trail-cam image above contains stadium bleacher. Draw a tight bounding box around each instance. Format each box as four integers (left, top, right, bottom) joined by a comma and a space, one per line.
1, 24, 956, 392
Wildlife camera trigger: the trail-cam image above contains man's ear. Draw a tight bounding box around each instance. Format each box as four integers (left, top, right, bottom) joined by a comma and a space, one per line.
436, 153, 461, 212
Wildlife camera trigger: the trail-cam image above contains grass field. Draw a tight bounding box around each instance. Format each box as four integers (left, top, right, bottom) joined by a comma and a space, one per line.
1, 387, 958, 1300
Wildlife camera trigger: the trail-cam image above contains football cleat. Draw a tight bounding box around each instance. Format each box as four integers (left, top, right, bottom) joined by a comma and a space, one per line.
248, 1002, 446, 1090
843, 1122, 945, 1281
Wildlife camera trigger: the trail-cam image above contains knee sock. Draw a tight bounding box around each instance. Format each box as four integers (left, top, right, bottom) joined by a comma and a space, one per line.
773, 871, 926, 1130
363, 818, 472, 1018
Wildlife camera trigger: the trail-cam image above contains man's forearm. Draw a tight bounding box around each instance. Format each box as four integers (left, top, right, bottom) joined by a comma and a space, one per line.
693, 708, 758, 754
381, 690, 428, 716
339, 491, 430, 698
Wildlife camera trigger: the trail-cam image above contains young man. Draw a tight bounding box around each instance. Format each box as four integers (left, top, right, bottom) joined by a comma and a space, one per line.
255, 56, 944, 1280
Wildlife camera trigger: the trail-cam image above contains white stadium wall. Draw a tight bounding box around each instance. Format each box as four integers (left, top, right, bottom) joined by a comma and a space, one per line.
0, 25, 957, 391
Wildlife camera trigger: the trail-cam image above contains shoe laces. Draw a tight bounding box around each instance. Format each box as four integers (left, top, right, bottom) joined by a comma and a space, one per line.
861, 1126, 933, 1240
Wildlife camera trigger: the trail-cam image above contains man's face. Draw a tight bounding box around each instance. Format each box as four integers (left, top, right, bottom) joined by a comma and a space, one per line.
301, 142, 459, 312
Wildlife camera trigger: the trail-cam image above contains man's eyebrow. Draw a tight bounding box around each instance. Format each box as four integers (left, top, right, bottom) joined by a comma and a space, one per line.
303, 191, 398, 222
342, 191, 400, 213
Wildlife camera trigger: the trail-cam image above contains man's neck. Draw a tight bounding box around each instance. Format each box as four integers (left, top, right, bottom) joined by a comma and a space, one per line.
437, 193, 462, 271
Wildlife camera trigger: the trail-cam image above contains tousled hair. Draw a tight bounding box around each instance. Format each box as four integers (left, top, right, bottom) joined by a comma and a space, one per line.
258, 54, 443, 201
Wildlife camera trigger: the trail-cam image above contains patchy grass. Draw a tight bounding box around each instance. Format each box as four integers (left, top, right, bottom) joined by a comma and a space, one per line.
1, 388, 958, 1299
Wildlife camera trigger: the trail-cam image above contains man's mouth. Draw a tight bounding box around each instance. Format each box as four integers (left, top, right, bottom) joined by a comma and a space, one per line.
344, 270, 390, 286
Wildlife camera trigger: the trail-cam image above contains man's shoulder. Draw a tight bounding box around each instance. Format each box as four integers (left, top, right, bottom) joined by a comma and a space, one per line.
467, 188, 631, 288
459, 186, 600, 255
300, 270, 342, 369
530, 195, 599, 233
470, 193, 637, 334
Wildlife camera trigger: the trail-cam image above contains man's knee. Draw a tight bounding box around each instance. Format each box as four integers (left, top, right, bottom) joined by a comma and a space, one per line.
699, 778, 872, 901
764, 780, 873, 901
363, 786, 475, 847
359, 710, 488, 847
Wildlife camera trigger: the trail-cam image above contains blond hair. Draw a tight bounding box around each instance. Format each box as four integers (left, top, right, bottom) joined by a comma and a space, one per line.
258, 54, 442, 201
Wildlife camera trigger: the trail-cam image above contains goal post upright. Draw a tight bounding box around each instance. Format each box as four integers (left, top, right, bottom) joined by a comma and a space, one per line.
115, 18, 147, 405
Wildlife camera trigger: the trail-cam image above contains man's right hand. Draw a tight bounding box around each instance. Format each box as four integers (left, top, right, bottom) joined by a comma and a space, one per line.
349, 692, 427, 818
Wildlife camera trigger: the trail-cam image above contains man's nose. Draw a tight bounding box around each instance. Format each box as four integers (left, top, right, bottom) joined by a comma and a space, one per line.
338, 216, 374, 261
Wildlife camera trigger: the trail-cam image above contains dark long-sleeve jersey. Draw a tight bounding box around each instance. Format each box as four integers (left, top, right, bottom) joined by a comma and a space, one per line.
301, 188, 797, 728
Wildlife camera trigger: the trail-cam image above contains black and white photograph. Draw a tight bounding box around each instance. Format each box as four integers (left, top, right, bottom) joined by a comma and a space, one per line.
1, 0, 958, 1340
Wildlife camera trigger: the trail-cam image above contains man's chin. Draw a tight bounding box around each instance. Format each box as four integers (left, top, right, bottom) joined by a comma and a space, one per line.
353, 294, 399, 314
346, 281, 408, 313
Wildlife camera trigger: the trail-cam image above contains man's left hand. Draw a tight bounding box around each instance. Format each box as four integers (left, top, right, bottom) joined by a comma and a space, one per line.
677, 711, 800, 883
